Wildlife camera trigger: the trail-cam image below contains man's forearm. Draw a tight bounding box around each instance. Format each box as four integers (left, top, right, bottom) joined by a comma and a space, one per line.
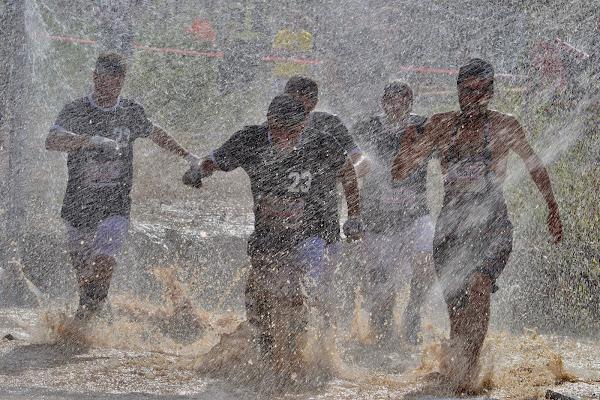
150, 124, 190, 158
339, 159, 361, 216
45, 129, 92, 152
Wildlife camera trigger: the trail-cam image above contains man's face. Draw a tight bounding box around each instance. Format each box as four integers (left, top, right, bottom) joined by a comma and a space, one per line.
268, 119, 307, 151
93, 72, 125, 100
458, 76, 493, 117
283, 91, 317, 113
382, 94, 412, 121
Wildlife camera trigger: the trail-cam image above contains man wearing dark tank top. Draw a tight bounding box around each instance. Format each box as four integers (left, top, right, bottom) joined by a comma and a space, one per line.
392, 59, 563, 392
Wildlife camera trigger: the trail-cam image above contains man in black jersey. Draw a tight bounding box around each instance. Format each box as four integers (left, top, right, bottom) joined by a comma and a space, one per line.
46, 52, 200, 325
351, 81, 436, 346
183, 94, 363, 378
392, 59, 563, 392
283, 76, 370, 325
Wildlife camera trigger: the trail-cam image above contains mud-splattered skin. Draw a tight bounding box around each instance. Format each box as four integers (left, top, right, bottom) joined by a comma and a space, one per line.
393, 77, 562, 242
391, 72, 563, 392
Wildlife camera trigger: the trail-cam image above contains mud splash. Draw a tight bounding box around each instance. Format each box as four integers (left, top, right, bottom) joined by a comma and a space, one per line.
1, 266, 599, 399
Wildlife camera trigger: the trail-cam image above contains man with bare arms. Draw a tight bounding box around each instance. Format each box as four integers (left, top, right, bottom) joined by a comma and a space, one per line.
392, 58, 563, 391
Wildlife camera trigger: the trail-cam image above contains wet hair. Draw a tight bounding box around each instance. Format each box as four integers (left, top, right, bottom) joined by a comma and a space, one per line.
457, 58, 494, 89
95, 51, 128, 76
267, 94, 308, 128
382, 80, 413, 100
284, 76, 318, 108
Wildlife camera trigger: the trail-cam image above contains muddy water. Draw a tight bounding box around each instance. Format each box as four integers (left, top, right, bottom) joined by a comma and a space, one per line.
1, 289, 599, 399
4, 168, 599, 399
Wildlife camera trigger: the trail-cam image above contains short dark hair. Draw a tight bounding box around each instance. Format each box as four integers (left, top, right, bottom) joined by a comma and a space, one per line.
457, 58, 494, 88
267, 94, 308, 128
383, 80, 413, 100
284, 76, 318, 108
95, 52, 128, 76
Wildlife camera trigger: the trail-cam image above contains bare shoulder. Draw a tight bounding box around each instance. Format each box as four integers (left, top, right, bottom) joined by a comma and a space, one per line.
428, 111, 459, 126
488, 110, 525, 147
427, 111, 459, 141
488, 109, 521, 129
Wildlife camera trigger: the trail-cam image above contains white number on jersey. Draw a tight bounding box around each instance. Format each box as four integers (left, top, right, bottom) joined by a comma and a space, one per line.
288, 171, 313, 193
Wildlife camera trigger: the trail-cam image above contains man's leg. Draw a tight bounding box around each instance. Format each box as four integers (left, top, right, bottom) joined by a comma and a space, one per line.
271, 287, 308, 378
297, 238, 329, 320
362, 233, 398, 343
404, 215, 436, 344
447, 271, 493, 391
71, 216, 129, 319
323, 242, 341, 327
446, 214, 513, 390
245, 257, 275, 359
404, 251, 435, 344
271, 249, 309, 378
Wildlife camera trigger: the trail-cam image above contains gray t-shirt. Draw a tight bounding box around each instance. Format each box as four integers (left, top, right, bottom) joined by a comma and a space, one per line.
351, 113, 431, 233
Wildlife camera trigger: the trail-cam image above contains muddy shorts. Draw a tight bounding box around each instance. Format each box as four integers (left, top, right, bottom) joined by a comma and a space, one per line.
361, 215, 435, 297
66, 215, 130, 262
433, 205, 513, 310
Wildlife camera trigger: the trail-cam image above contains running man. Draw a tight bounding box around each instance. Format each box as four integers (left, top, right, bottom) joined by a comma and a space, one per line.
351, 80, 436, 346
282, 76, 369, 324
392, 59, 563, 391
46, 52, 200, 323
182, 94, 363, 379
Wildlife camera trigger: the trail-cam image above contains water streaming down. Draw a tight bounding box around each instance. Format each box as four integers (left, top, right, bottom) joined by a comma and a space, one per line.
1, 0, 599, 399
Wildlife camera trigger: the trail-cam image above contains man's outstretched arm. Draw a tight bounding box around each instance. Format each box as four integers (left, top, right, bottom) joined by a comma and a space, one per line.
509, 118, 563, 243
46, 128, 97, 152
182, 156, 222, 188
150, 123, 200, 165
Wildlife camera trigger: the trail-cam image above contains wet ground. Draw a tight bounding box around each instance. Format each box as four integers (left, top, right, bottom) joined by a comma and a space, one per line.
1, 304, 599, 399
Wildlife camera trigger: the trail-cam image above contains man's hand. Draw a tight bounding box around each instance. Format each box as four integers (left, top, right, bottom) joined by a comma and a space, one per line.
403, 124, 418, 144
548, 205, 563, 244
186, 153, 201, 166
343, 215, 364, 242
182, 165, 204, 188
89, 135, 118, 153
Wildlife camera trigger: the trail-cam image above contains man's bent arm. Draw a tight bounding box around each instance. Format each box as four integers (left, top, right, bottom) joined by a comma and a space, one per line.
350, 151, 371, 178
45, 129, 93, 152
391, 122, 435, 181
509, 119, 563, 242
339, 158, 360, 217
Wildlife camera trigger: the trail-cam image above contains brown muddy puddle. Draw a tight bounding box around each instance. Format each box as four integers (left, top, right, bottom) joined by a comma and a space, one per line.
1, 268, 599, 400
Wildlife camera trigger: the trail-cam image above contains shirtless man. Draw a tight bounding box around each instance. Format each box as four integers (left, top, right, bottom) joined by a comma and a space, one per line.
392, 58, 563, 391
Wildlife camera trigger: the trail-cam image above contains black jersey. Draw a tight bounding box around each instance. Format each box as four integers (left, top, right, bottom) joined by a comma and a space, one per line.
308, 111, 359, 156
211, 125, 347, 254
351, 113, 430, 233
52, 95, 154, 228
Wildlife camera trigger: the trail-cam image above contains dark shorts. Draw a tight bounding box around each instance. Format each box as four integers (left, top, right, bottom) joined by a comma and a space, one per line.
433, 203, 513, 309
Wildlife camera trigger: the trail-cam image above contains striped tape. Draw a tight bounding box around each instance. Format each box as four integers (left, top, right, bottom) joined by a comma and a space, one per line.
35, 33, 528, 78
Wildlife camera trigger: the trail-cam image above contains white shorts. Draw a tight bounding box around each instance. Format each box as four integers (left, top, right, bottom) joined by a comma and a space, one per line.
361, 215, 434, 295
66, 215, 130, 261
